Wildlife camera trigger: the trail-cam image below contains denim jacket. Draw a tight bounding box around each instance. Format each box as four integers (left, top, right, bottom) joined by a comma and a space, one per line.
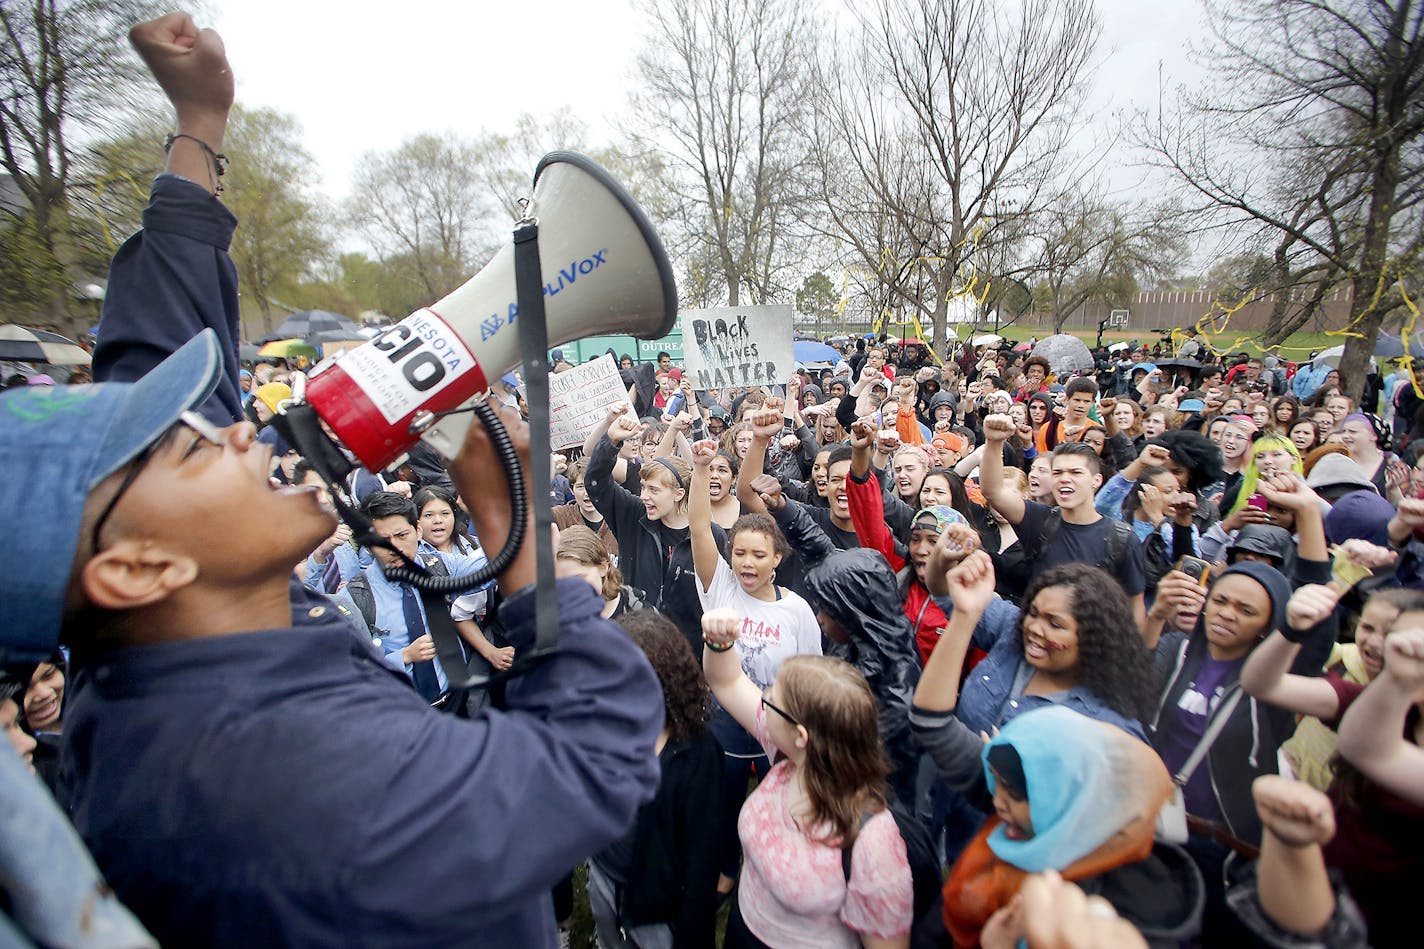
927, 593, 1147, 740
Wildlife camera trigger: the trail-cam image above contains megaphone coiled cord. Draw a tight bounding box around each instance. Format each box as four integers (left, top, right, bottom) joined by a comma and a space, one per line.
380, 400, 527, 594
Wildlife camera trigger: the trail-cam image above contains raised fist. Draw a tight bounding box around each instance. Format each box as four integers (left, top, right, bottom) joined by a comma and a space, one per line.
1252, 775, 1336, 848
129, 13, 234, 122
1256, 472, 1315, 511
607, 414, 643, 445
701, 608, 743, 648
982, 414, 1016, 443
1383, 626, 1424, 690
1394, 497, 1424, 529
1138, 444, 1172, 468
750, 474, 786, 511
1286, 583, 1341, 632
944, 550, 997, 617
749, 407, 784, 440
690, 438, 720, 468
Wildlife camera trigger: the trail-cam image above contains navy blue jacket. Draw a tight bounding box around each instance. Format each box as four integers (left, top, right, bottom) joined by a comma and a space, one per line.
65, 579, 663, 947
94, 174, 245, 425
77, 175, 663, 945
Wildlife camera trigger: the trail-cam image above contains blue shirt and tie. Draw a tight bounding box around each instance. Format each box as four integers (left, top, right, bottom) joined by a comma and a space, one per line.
361, 542, 492, 697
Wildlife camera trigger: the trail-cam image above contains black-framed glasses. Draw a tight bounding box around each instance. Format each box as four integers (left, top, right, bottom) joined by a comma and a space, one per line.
90, 411, 224, 552
761, 691, 800, 727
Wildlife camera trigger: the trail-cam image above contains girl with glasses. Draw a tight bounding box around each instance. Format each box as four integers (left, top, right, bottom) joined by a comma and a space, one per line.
701, 608, 914, 949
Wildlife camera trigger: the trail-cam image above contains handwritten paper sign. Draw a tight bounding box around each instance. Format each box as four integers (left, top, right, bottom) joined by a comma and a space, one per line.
548, 354, 634, 449
679, 305, 794, 390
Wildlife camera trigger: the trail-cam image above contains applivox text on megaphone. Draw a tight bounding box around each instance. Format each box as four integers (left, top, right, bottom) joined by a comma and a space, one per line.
306, 152, 677, 472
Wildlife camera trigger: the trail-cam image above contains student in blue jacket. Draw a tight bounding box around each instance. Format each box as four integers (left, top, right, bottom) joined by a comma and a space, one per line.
0, 15, 664, 947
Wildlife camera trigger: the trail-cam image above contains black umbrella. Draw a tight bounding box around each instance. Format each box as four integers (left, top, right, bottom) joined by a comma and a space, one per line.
274, 310, 361, 338
0, 325, 92, 364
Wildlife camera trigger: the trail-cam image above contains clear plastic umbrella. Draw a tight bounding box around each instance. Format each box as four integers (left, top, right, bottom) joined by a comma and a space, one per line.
1031, 334, 1094, 374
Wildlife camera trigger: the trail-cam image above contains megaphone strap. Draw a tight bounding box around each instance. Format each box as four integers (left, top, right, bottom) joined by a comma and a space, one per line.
512, 218, 563, 663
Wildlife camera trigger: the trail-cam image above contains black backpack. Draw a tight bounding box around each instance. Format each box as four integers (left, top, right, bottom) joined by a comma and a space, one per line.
1021, 508, 1132, 577
841, 802, 943, 929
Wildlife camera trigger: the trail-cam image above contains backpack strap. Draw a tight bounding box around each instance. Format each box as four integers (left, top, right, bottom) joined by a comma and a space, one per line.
420, 552, 450, 579
1023, 508, 1064, 565
896, 565, 912, 600
840, 813, 871, 884
1028, 510, 1132, 577
1104, 517, 1131, 573
344, 575, 377, 631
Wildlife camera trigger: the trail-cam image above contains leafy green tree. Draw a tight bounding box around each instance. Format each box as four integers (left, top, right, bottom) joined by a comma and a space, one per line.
796, 271, 839, 335
223, 105, 331, 335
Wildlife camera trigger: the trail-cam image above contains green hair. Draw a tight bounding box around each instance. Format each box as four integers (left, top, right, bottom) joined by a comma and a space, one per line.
1227, 433, 1303, 518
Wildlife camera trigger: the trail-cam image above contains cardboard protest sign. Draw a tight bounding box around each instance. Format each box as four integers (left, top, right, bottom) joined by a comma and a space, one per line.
679, 305, 794, 390
548, 354, 635, 449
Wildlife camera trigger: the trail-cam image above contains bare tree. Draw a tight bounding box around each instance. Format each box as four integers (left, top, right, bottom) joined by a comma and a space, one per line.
1029, 193, 1186, 331
628, 0, 819, 307
1141, 0, 1424, 393
346, 133, 499, 304
478, 108, 588, 220
0, 0, 167, 333
346, 115, 598, 312
807, 0, 1101, 352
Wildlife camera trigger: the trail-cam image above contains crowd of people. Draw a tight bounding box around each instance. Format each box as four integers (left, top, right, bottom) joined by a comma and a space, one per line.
2, 12, 1423, 949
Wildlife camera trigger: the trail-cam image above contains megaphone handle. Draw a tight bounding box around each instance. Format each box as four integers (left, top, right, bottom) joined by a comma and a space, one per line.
513, 219, 561, 659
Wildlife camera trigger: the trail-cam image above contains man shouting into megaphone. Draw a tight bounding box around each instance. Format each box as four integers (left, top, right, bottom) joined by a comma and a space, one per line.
0, 13, 663, 947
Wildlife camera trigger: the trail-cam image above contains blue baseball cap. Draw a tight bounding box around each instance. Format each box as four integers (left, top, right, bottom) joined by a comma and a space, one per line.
1177, 398, 1206, 413
0, 330, 223, 662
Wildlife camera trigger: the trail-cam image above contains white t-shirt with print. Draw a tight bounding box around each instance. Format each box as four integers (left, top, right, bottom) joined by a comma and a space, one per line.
697, 557, 822, 689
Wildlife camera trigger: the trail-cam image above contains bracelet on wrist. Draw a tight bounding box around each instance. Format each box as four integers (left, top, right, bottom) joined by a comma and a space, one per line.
164, 132, 229, 195
702, 637, 734, 653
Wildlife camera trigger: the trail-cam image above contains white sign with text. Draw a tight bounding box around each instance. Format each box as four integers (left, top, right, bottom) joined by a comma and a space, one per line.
679, 305, 795, 391
548, 354, 635, 449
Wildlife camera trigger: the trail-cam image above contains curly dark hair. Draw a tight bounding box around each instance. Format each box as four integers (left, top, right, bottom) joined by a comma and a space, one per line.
728, 512, 791, 559
1150, 428, 1224, 492
1022, 355, 1051, 376
1014, 564, 1156, 722
616, 611, 711, 742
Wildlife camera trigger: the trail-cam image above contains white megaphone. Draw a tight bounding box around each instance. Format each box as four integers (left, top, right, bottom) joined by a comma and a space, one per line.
306, 151, 677, 472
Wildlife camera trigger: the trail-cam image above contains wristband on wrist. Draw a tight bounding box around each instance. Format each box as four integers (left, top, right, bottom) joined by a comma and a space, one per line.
164, 132, 228, 195
702, 636, 734, 653
1279, 624, 1311, 644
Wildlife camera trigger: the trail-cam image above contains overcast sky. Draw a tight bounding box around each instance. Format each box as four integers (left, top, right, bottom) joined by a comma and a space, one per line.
213, 0, 1211, 204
